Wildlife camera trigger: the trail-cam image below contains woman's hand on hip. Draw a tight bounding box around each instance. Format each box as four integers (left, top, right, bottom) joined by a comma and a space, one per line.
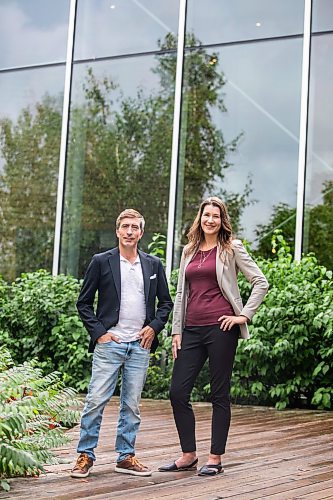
218, 315, 248, 331
172, 334, 181, 360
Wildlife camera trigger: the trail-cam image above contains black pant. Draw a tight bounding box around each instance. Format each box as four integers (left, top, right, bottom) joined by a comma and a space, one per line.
170, 324, 239, 455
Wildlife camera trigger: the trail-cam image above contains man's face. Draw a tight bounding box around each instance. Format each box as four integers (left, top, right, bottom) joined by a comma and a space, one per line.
116, 217, 143, 250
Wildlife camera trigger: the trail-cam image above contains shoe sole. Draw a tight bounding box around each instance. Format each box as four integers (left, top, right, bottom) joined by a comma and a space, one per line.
198, 468, 224, 476
70, 468, 92, 478
158, 466, 197, 472
114, 466, 152, 477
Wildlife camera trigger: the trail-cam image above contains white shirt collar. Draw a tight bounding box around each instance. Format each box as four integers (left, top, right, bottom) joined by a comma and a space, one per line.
120, 254, 140, 265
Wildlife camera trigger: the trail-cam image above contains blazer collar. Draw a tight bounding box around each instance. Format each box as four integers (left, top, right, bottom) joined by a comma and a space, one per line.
138, 250, 153, 304
108, 248, 121, 301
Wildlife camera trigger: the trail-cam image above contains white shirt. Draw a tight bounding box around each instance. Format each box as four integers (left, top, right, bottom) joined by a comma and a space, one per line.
108, 255, 146, 342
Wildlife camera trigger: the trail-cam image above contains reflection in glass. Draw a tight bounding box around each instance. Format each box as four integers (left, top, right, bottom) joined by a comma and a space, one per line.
174, 39, 302, 265
74, 0, 179, 60
60, 47, 176, 277
186, 0, 304, 47
312, 0, 333, 33
0, 0, 69, 69
0, 67, 65, 281
303, 34, 333, 269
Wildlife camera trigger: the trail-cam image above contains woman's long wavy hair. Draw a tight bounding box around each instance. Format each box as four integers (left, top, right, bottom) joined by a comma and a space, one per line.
185, 197, 233, 257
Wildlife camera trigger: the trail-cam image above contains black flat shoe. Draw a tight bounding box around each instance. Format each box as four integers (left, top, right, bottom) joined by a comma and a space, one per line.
158, 458, 198, 472
198, 463, 224, 476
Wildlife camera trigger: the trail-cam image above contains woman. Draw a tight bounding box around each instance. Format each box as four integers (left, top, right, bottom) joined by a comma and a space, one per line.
159, 197, 269, 476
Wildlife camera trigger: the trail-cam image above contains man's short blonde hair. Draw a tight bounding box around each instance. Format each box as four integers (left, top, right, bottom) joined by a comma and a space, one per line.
116, 209, 145, 230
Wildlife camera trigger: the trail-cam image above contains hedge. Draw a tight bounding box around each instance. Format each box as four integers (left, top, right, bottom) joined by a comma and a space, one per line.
1, 232, 332, 409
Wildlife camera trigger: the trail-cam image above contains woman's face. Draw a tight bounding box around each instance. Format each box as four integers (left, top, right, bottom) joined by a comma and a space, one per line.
200, 204, 221, 237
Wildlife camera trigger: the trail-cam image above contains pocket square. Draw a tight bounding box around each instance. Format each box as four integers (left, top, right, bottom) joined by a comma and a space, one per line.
150, 274, 157, 280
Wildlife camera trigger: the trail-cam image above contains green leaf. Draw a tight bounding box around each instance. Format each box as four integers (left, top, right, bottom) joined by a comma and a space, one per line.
1, 479, 10, 492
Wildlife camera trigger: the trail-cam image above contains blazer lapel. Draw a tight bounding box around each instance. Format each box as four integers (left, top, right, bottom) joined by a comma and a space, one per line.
108, 248, 121, 302
139, 250, 152, 304
215, 244, 226, 290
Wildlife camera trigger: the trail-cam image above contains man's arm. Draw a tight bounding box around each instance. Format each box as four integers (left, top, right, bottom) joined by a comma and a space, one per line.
148, 259, 173, 334
76, 255, 107, 343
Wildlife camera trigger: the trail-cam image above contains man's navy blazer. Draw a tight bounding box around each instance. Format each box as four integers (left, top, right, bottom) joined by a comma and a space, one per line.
76, 247, 173, 353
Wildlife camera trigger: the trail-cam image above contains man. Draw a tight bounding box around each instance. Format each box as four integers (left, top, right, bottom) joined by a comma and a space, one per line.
71, 209, 173, 478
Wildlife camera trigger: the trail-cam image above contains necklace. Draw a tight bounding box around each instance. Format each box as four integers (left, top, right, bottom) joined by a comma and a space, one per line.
198, 247, 215, 268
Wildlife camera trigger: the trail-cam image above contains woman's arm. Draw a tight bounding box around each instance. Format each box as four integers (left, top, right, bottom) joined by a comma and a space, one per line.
171, 248, 188, 358
172, 248, 186, 335
218, 240, 268, 331
233, 239, 269, 321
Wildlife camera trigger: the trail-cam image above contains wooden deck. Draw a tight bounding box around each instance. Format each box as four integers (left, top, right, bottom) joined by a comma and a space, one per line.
2, 399, 333, 499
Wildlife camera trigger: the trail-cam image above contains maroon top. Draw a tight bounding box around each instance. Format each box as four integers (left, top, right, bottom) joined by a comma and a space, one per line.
185, 246, 234, 326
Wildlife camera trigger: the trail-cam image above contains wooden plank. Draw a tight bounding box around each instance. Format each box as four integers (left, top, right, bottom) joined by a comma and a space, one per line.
1, 399, 333, 499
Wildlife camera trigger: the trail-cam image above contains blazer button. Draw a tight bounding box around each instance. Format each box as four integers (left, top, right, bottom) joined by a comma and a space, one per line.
116, 308, 119, 312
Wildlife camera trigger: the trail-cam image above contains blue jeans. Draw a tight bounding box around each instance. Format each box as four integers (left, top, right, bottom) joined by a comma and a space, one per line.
77, 340, 150, 462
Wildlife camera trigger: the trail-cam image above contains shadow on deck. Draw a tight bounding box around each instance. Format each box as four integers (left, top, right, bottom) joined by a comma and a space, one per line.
2, 399, 333, 499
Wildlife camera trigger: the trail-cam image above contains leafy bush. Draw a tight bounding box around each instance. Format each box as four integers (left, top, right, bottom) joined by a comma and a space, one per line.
0, 345, 81, 492
0, 270, 91, 391
233, 232, 333, 410
1, 233, 332, 410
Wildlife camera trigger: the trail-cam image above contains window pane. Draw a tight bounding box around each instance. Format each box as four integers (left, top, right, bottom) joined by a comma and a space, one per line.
60, 52, 175, 276
174, 39, 302, 265
0, 66, 65, 281
186, 0, 304, 47
312, 0, 333, 33
0, 0, 69, 69
303, 34, 333, 269
74, 0, 179, 60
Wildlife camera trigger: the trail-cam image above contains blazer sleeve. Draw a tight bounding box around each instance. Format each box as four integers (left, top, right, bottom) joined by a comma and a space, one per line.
76, 255, 107, 343
172, 248, 186, 335
148, 259, 173, 334
233, 240, 269, 321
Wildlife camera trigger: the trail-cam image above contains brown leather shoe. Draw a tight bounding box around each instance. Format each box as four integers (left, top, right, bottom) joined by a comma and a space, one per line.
70, 453, 93, 478
115, 455, 152, 476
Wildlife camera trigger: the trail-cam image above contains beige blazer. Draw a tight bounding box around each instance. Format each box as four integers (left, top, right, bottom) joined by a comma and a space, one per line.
172, 239, 269, 339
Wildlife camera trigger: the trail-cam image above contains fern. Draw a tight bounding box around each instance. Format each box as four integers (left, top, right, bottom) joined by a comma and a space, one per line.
0, 346, 81, 491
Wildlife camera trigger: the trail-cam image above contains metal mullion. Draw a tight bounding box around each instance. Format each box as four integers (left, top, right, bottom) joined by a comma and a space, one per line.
52, 0, 77, 275
166, 0, 187, 279
294, 0, 312, 261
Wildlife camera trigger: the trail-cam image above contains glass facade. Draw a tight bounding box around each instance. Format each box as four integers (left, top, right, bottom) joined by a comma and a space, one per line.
312, 0, 333, 32
0, 0, 69, 69
60, 54, 175, 276
0, 0, 69, 282
174, 38, 303, 264
186, 0, 304, 45
0, 0, 333, 281
74, 0, 180, 59
303, 32, 333, 268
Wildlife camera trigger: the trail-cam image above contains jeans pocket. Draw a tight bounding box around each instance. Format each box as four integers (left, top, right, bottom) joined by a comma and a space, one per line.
96, 340, 113, 346
137, 341, 151, 352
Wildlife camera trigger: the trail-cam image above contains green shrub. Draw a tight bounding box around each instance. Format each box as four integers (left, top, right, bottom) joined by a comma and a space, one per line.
0, 346, 81, 492
0, 270, 91, 391
233, 232, 333, 410
1, 233, 332, 410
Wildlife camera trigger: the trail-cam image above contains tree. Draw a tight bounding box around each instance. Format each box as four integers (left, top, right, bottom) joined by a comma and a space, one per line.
306, 180, 333, 269
0, 96, 62, 282
254, 181, 333, 270
1, 34, 246, 280
62, 34, 246, 275
255, 203, 296, 259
